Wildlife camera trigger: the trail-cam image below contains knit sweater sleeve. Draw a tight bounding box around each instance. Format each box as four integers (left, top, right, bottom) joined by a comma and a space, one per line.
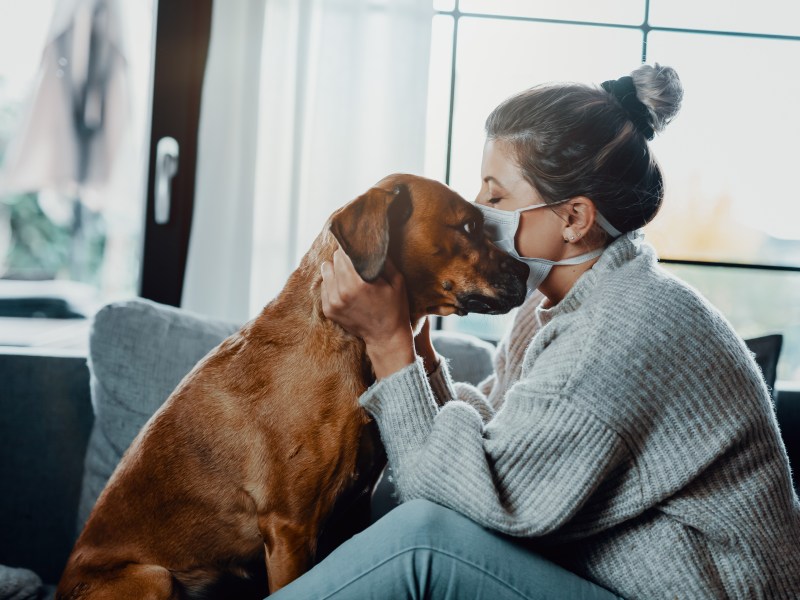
360, 357, 628, 537
429, 303, 536, 423
427, 358, 496, 422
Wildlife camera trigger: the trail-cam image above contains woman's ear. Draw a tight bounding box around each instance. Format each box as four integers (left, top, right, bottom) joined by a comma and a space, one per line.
561, 196, 599, 243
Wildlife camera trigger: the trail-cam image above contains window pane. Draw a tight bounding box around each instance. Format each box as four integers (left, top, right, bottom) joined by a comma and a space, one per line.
459, 0, 645, 25
0, 1, 155, 309
0, 1, 56, 182
423, 15, 454, 181
663, 264, 800, 383
649, 0, 800, 37
0, 1, 53, 102
645, 32, 800, 267
433, 0, 455, 12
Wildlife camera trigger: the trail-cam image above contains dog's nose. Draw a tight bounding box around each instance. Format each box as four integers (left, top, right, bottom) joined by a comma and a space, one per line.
502, 256, 529, 280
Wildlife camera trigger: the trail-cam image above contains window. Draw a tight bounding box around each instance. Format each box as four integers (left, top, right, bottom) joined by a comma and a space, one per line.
0, 0, 155, 316
424, 1, 800, 382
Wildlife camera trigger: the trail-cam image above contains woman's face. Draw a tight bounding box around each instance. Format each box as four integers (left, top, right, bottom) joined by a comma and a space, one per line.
475, 138, 567, 261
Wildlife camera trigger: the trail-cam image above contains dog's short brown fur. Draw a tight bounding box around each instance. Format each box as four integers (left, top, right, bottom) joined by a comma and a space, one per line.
56, 174, 528, 599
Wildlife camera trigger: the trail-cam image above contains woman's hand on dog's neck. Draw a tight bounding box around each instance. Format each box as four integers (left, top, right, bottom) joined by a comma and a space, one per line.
321, 246, 416, 380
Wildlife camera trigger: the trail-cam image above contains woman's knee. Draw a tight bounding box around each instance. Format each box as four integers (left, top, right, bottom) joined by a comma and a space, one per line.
379, 499, 469, 545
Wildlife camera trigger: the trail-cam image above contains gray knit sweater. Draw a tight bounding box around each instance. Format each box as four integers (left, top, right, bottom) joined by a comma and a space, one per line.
360, 233, 800, 599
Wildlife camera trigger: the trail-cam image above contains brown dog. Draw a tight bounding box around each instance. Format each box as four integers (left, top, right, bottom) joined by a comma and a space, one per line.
56, 174, 528, 599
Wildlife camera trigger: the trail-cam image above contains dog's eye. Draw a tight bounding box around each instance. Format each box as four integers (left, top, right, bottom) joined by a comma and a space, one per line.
463, 221, 479, 236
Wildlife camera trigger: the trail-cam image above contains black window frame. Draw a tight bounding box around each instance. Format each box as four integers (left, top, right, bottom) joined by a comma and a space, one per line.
139, 0, 214, 307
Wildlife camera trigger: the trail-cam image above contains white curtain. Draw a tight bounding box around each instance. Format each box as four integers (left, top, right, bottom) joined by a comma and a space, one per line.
183, 0, 433, 323
181, 0, 266, 322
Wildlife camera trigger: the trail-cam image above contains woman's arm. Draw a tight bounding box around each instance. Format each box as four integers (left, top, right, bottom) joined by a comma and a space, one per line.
361, 361, 628, 537
426, 359, 496, 422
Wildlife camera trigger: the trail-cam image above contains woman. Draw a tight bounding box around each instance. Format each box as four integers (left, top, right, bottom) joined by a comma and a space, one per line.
272, 64, 800, 599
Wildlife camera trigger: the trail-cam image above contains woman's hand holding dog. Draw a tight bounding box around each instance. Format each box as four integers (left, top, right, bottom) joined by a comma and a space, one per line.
321, 245, 415, 379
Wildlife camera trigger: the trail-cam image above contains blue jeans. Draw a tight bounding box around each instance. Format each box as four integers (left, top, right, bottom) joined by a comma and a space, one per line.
268, 499, 622, 599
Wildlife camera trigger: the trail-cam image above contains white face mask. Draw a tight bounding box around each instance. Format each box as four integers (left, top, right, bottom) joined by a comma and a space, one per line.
476, 201, 620, 297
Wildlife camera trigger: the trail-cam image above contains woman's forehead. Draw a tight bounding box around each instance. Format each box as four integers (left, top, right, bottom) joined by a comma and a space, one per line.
482, 140, 532, 191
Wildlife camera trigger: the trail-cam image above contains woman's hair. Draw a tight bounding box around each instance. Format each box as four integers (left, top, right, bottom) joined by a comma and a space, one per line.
485, 63, 683, 235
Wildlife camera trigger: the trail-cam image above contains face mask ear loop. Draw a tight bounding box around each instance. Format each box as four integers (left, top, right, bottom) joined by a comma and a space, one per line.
517, 201, 551, 213
594, 211, 623, 238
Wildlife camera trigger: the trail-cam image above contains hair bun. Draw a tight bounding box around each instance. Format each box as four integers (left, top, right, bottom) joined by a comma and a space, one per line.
602, 64, 683, 139
629, 63, 683, 135
601, 76, 655, 140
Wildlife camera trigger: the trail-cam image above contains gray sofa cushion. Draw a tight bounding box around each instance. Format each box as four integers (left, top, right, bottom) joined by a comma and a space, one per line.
77, 299, 496, 531
0, 564, 42, 600
430, 329, 494, 386
77, 299, 238, 530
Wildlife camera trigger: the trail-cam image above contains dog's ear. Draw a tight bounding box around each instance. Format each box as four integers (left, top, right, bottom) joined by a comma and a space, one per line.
330, 184, 412, 282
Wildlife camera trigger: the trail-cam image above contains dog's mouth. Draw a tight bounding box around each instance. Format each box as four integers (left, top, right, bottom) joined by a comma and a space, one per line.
422, 275, 528, 317
426, 303, 468, 317
453, 292, 520, 316
425, 297, 501, 317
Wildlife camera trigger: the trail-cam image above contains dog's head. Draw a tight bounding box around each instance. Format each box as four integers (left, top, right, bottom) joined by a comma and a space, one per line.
329, 174, 528, 322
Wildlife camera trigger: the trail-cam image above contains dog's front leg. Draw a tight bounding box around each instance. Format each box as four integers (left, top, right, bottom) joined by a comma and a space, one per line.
260, 513, 317, 593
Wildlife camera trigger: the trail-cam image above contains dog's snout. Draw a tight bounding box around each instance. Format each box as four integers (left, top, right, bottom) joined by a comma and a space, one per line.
482, 253, 528, 310
502, 255, 529, 280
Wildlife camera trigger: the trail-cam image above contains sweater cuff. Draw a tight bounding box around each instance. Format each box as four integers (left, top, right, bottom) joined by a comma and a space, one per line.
427, 357, 457, 406
359, 356, 439, 454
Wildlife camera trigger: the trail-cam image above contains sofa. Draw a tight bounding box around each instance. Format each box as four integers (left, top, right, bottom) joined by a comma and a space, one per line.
0, 298, 797, 597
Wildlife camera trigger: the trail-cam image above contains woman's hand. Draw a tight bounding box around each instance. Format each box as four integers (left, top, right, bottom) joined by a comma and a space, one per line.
321, 245, 415, 379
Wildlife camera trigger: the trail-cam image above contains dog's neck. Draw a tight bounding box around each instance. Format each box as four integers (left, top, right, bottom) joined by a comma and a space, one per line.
252, 231, 425, 385
251, 231, 364, 353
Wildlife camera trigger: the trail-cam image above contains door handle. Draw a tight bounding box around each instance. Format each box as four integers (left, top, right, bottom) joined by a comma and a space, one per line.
154, 136, 179, 224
